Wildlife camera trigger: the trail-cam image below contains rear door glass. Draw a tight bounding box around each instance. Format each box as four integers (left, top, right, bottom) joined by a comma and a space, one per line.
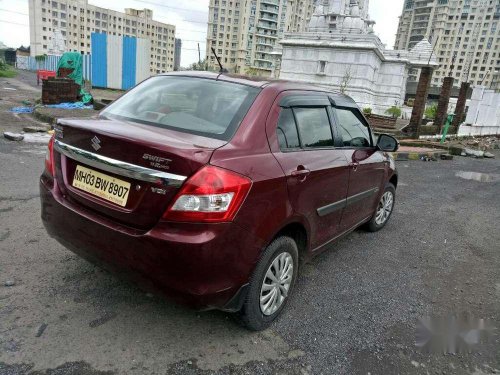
277, 108, 301, 150
293, 107, 334, 148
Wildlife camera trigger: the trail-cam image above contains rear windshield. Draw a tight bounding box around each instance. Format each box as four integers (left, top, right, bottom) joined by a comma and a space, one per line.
101, 76, 261, 141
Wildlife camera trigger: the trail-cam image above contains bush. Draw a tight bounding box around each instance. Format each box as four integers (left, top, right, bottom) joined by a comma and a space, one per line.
0, 58, 16, 78
362, 107, 372, 115
424, 104, 437, 119
385, 106, 402, 119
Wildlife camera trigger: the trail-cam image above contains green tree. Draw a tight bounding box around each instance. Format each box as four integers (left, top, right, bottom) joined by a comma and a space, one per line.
362, 107, 372, 115
424, 104, 437, 119
245, 67, 269, 77
187, 59, 208, 71
385, 106, 402, 119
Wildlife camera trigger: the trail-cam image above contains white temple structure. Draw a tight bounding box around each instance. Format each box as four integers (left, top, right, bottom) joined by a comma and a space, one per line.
276, 0, 439, 114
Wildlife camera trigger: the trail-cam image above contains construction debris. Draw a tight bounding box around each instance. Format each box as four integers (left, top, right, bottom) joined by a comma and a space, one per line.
465, 149, 485, 158
3, 132, 24, 141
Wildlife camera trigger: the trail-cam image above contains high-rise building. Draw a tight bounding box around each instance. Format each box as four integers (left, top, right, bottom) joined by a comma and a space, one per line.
394, 0, 500, 88
174, 38, 182, 71
206, 0, 315, 75
28, 0, 176, 74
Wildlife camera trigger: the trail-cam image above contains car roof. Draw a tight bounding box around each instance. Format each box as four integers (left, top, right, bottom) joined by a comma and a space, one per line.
158, 71, 357, 108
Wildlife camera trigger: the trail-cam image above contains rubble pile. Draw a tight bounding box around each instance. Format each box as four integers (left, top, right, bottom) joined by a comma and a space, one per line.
447, 136, 499, 159
457, 136, 500, 151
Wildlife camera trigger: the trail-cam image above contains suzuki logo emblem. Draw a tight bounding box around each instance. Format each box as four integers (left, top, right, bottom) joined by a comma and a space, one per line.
91, 136, 101, 151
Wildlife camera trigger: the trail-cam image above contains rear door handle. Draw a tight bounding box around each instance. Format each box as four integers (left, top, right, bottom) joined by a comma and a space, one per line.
291, 167, 311, 179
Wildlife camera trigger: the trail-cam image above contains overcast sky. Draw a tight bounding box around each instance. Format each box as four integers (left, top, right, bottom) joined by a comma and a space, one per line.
0, 0, 404, 67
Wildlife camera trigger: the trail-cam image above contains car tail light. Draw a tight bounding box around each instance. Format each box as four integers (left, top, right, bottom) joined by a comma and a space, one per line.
163, 165, 252, 223
45, 134, 55, 177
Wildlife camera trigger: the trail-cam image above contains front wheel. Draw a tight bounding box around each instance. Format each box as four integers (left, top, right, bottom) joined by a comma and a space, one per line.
238, 236, 298, 331
365, 183, 396, 232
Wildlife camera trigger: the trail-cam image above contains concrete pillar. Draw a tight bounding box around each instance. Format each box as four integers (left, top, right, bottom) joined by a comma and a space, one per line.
452, 82, 470, 130
406, 67, 433, 139
435, 77, 454, 133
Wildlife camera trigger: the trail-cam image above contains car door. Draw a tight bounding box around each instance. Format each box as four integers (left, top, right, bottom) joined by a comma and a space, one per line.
267, 92, 350, 250
331, 106, 387, 231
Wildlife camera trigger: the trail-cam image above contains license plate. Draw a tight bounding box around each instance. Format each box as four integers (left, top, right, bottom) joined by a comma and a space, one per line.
72, 165, 131, 207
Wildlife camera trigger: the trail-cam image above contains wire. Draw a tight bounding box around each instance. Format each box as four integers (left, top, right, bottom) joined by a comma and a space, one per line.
178, 39, 207, 43
0, 19, 28, 26
177, 29, 207, 34
0, 8, 28, 16
132, 0, 208, 15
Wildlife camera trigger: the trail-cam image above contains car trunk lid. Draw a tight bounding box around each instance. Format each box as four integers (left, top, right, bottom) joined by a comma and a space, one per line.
53, 118, 225, 229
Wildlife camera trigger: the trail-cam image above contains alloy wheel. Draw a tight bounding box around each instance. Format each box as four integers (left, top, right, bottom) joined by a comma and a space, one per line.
375, 191, 394, 225
259, 252, 294, 316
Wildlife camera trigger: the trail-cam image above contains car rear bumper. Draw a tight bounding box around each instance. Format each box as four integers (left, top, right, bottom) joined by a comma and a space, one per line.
40, 176, 263, 311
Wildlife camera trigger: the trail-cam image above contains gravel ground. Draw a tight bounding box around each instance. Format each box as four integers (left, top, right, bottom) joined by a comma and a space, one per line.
0, 73, 499, 375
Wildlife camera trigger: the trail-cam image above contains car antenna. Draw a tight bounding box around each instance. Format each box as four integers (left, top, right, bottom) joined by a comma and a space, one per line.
211, 47, 228, 74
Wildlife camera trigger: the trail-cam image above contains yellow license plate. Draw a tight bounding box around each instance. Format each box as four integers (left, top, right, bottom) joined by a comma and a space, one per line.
72, 165, 131, 207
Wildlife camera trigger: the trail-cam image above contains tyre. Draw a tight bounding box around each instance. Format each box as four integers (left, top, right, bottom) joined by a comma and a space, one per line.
239, 236, 298, 331
365, 183, 396, 232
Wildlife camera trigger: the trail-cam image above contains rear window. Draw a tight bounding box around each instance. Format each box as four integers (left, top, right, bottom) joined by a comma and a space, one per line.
101, 76, 261, 141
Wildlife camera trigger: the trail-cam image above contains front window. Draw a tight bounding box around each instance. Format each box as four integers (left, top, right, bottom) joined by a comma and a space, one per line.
334, 108, 372, 148
101, 76, 260, 141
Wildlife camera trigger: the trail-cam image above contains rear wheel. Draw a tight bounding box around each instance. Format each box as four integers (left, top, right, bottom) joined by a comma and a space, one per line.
365, 183, 396, 232
239, 236, 298, 331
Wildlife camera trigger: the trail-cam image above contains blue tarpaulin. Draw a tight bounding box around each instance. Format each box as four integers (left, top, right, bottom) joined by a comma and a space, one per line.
45, 102, 93, 110
10, 107, 34, 113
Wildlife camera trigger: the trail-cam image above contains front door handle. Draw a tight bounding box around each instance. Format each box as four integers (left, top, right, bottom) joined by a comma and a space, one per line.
350, 162, 359, 171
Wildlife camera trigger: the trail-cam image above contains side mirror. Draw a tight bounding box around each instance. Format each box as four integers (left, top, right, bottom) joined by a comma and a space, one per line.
377, 134, 399, 152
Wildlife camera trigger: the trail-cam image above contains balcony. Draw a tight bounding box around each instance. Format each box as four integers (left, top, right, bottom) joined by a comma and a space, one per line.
257, 22, 277, 30
254, 57, 273, 64
255, 30, 278, 38
256, 40, 274, 47
260, 0, 279, 6
260, 6, 279, 15
260, 14, 278, 23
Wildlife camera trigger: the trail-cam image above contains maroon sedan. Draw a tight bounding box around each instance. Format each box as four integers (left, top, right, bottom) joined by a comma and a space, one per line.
40, 72, 398, 330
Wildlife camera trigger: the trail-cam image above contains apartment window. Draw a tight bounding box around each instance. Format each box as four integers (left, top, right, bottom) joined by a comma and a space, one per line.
317, 60, 327, 74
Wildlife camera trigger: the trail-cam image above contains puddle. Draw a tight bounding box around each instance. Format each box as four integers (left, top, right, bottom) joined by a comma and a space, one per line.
455, 171, 500, 183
